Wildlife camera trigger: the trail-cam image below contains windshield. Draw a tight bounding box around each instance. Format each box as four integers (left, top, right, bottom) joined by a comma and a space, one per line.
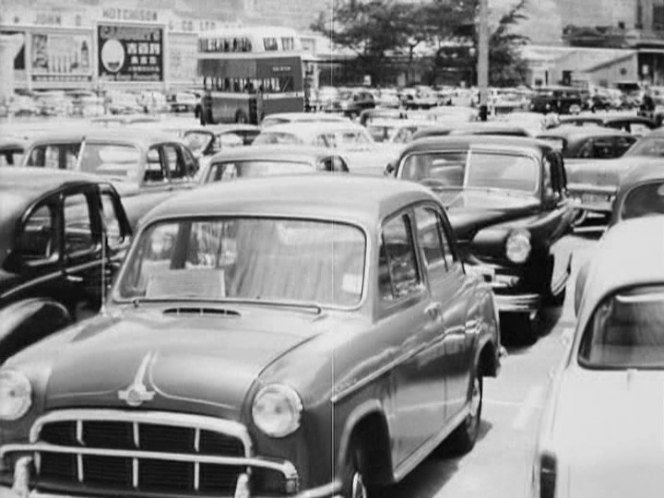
625, 137, 664, 157
253, 132, 303, 145
78, 143, 141, 178
117, 218, 366, 307
399, 151, 540, 193
579, 286, 664, 369
620, 182, 664, 221
205, 160, 313, 182
367, 124, 398, 143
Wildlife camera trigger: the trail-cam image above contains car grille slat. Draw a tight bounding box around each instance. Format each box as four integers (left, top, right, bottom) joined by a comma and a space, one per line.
31, 414, 249, 496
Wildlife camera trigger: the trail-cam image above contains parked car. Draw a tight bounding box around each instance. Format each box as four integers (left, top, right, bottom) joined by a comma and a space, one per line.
366, 118, 435, 144
90, 115, 162, 128
0, 168, 132, 363
104, 91, 143, 115
260, 112, 349, 128
529, 85, 586, 114
198, 145, 349, 183
253, 121, 399, 175
536, 126, 637, 159
410, 122, 530, 142
22, 131, 199, 228
181, 124, 260, 158
333, 88, 376, 118
609, 161, 664, 227
166, 91, 198, 113
0, 175, 501, 497
533, 216, 664, 498
0, 137, 26, 166
392, 136, 575, 341
358, 107, 407, 126
558, 113, 659, 137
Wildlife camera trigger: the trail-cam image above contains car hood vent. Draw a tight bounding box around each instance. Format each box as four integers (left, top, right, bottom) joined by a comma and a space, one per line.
163, 307, 241, 317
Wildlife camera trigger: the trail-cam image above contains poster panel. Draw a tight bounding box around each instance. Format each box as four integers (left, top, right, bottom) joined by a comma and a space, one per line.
97, 23, 163, 82
30, 31, 93, 82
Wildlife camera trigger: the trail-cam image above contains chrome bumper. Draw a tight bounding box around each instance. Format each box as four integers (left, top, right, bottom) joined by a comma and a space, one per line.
467, 265, 540, 313
494, 293, 540, 313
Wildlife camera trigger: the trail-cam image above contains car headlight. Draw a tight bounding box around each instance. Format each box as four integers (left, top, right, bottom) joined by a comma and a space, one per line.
0, 369, 32, 420
506, 230, 531, 263
252, 384, 302, 437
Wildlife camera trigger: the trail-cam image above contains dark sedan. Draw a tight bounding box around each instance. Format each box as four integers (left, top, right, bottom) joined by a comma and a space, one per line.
0, 168, 132, 363
392, 136, 575, 341
537, 126, 637, 159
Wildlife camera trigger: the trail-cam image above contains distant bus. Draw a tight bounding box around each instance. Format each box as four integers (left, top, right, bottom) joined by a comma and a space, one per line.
197, 27, 305, 125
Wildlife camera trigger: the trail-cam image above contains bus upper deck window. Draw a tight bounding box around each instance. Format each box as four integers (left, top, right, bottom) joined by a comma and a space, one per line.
264, 38, 278, 51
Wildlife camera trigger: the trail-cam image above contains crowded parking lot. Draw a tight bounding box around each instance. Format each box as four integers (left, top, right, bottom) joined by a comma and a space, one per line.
2, 3, 664, 496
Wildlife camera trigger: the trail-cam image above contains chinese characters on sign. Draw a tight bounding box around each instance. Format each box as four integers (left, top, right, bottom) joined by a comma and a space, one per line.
30, 32, 92, 82
97, 24, 163, 82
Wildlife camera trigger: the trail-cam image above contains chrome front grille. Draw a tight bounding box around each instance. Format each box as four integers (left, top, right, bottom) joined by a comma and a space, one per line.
0, 409, 298, 496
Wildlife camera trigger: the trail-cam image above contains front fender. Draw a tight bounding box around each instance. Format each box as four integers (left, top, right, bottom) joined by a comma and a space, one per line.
0, 298, 72, 364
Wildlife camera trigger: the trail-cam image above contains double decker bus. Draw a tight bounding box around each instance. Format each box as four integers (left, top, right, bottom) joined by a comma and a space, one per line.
197, 27, 305, 125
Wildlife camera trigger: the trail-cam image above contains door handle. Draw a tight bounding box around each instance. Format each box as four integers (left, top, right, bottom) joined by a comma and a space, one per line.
65, 274, 84, 283
425, 302, 443, 320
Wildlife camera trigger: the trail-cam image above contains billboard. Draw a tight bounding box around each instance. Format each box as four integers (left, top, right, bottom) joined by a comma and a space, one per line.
97, 24, 163, 82
30, 31, 93, 82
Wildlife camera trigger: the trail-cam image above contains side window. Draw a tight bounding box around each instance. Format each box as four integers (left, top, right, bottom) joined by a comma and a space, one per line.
592, 138, 614, 159
163, 144, 185, 180
144, 147, 165, 183
438, 217, 457, 267
180, 145, 198, 177
378, 214, 422, 301
414, 206, 448, 275
615, 136, 636, 156
63, 193, 95, 255
15, 203, 57, 262
578, 140, 594, 158
100, 192, 124, 249
314, 134, 329, 148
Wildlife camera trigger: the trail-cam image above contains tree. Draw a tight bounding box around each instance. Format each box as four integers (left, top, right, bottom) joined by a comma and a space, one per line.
488, 0, 530, 86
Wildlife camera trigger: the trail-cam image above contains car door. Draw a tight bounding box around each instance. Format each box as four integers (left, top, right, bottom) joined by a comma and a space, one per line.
60, 185, 105, 315
376, 211, 446, 464
413, 204, 474, 420
0, 198, 64, 307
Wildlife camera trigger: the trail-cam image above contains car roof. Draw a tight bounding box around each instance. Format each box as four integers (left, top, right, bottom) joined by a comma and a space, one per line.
578, 216, 664, 329
207, 145, 337, 164
184, 124, 260, 134
256, 121, 367, 139
538, 125, 633, 140
415, 122, 530, 138
24, 129, 180, 148
262, 112, 348, 122
143, 175, 439, 228
403, 134, 550, 154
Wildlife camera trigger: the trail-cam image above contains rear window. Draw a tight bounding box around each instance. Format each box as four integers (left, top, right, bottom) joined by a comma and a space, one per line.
579, 286, 664, 369
78, 143, 141, 179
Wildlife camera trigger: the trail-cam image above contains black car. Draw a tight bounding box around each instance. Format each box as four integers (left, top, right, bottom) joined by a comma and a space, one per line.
392, 136, 575, 341
0, 168, 132, 362
537, 126, 637, 159
530, 86, 586, 114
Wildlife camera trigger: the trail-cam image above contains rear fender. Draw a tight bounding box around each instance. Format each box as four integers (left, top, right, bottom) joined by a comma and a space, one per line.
0, 298, 72, 364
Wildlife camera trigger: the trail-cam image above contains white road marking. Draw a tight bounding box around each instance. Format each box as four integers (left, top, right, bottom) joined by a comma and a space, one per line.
512, 386, 544, 430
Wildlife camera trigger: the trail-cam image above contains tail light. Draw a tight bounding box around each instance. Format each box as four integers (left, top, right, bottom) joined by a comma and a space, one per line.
539, 451, 557, 498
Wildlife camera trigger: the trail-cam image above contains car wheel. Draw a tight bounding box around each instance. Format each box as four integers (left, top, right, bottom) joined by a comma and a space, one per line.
446, 368, 483, 454
340, 439, 370, 498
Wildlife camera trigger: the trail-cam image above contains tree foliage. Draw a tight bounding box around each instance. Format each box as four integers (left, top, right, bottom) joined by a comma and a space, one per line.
311, 0, 531, 87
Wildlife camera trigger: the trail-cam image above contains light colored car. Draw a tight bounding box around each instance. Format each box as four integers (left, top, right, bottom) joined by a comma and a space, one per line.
533, 216, 664, 498
253, 121, 400, 175
260, 112, 349, 128
366, 118, 435, 144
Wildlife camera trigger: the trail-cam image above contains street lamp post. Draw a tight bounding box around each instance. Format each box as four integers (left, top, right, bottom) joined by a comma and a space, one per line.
477, 0, 489, 121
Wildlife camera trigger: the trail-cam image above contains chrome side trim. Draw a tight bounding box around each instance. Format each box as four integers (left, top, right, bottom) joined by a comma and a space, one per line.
27, 409, 252, 457
0, 443, 298, 479
393, 407, 469, 482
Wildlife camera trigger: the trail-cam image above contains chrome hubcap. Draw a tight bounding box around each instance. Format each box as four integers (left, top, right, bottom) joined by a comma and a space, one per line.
351, 472, 367, 498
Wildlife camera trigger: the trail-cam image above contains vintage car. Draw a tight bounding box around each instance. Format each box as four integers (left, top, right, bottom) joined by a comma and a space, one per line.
197, 145, 349, 183
609, 161, 664, 227
253, 121, 399, 175
358, 108, 407, 126
529, 85, 586, 114
410, 122, 530, 142
536, 126, 637, 159
366, 118, 435, 144
533, 217, 664, 498
181, 124, 261, 158
260, 112, 349, 128
22, 130, 198, 228
392, 136, 575, 340
0, 175, 501, 498
0, 168, 132, 363
0, 137, 26, 167
557, 113, 659, 137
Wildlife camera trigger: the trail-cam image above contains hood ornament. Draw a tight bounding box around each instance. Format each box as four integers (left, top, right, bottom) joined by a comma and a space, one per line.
118, 351, 156, 407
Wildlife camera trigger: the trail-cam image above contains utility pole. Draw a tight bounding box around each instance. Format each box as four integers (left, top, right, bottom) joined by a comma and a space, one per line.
477, 0, 489, 121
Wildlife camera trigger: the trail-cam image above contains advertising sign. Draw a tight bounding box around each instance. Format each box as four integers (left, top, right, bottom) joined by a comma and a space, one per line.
30, 31, 93, 82
97, 24, 163, 82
